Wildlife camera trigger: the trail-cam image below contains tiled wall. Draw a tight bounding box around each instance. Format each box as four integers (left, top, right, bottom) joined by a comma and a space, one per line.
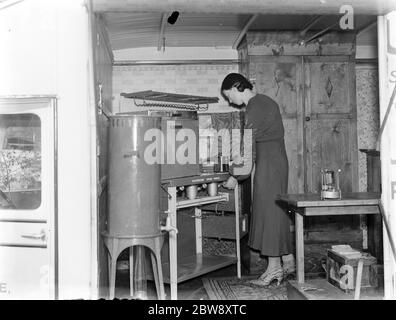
112, 64, 239, 114
356, 64, 380, 192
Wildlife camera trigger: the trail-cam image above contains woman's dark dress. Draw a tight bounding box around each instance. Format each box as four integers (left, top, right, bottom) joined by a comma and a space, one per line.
245, 94, 292, 256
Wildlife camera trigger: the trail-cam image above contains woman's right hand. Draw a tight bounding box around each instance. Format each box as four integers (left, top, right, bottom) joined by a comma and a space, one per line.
222, 176, 238, 189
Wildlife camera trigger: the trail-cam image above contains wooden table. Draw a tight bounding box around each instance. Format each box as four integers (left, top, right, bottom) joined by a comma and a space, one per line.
277, 192, 381, 284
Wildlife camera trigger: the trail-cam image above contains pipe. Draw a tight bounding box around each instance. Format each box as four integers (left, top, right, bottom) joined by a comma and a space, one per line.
232, 13, 259, 49
300, 20, 339, 45
161, 216, 178, 234
354, 259, 364, 300
113, 59, 239, 66
376, 82, 396, 150
157, 13, 168, 51
0, 0, 25, 11
299, 15, 323, 37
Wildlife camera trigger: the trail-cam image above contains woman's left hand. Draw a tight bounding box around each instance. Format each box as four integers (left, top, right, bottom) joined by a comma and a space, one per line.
222, 176, 238, 189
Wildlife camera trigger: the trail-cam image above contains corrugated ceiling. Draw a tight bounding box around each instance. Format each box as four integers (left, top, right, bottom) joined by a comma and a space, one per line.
93, 0, 396, 15
101, 12, 378, 51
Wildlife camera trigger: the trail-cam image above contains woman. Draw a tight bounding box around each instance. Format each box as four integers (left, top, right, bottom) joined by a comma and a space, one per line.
221, 73, 295, 286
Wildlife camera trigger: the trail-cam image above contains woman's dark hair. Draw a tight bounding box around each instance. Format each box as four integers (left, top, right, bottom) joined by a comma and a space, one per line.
221, 73, 253, 92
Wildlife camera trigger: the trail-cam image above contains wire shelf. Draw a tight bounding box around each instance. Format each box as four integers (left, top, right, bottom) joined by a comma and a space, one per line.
121, 90, 219, 111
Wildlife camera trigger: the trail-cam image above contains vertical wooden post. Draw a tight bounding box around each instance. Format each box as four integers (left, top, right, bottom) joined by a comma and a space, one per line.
295, 211, 305, 283
195, 208, 202, 254
234, 184, 241, 278
354, 259, 364, 300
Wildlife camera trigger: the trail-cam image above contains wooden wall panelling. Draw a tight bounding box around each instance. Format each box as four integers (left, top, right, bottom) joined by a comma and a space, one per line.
250, 56, 299, 117
245, 31, 355, 57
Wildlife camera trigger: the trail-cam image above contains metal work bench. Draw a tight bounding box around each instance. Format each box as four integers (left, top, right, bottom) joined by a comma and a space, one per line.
161, 172, 242, 300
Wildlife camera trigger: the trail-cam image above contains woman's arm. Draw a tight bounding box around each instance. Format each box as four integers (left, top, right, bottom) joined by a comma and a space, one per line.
230, 143, 254, 180
229, 109, 256, 180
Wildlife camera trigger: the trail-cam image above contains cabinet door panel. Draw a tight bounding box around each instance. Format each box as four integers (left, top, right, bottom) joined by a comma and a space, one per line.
250, 57, 300, 118
283, 118, 302, 193
306, 118, 354, 193
309, 62, 351, 113
305, 58, 358, 194
304, 58, 358, 231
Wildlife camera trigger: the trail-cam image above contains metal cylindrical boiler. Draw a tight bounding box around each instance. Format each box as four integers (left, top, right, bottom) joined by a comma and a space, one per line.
107, 114, 162, 237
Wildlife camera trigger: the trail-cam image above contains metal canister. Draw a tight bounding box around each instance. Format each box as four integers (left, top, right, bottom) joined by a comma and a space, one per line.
186, 185, 198, 200
107, 114, 162, 237
207, 182, 218, 197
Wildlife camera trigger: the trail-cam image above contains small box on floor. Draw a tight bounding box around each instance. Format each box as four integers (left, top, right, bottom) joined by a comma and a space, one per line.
326, 245, 378, 292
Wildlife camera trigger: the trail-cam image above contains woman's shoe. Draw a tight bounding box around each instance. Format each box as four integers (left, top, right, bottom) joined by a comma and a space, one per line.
249, 268, 284, 287
283, 262, 296, 279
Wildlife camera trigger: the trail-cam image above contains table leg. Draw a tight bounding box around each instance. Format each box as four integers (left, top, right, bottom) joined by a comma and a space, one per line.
234, 184, 241, 278
168, 186, 178, 300
195, 208, 202, 254
295, 211, 305, 283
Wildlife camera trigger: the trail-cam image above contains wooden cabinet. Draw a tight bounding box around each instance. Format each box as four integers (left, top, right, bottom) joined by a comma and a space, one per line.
238, 31, 360, 245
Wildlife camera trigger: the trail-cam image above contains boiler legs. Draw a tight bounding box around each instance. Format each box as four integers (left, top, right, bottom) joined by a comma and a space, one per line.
102, 233, 165, 300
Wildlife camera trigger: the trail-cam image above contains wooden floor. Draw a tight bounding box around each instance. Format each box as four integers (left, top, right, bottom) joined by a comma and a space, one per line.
113, 264, 248, 300
112, 269, 383, 300
287, 279, 384, 300
111, 259, 384, 300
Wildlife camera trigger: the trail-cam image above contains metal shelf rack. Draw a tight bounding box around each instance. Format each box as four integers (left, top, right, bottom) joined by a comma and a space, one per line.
121, 90, 219, 111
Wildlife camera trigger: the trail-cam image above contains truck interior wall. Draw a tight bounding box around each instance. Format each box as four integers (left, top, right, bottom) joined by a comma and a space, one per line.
91, 13, 113, 298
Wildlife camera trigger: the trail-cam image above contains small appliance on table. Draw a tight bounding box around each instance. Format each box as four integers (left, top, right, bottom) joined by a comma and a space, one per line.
320, 168, 342, 200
